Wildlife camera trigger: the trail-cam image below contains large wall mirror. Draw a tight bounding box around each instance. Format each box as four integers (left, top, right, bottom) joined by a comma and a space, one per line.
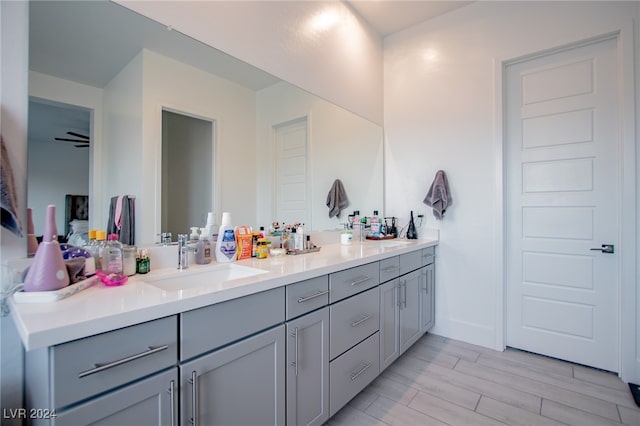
28, 1, 383, 246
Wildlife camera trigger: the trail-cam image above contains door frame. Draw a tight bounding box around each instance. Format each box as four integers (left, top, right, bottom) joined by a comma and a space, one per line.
495, 25, 637, 382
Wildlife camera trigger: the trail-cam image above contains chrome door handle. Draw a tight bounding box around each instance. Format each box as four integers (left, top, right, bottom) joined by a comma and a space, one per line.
290, 327, 299, 376
168, 379, 176, 426
590, 244, 614, 254
189, 371, 198, 426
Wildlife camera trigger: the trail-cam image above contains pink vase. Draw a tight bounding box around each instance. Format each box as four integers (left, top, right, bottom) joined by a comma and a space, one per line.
23, 205, 69, 292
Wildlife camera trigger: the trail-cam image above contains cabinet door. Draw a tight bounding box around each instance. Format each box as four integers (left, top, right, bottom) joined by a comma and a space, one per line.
379, 279, 400, 371
420, 264, 435, 332
181, 325, 285, 426
399, 270, 422, 354
54, 368, 177, 426
286, 308, 329, 426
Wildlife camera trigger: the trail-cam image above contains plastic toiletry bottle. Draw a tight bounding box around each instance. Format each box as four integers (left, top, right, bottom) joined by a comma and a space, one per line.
189, 227, 200, 242
94, 230, 107, 270
295, 224, 304, 251
195, 228, 212, 264
103, 234, 124, 274
215, 212, 237, 262
205, 212, 219, 242
23, 204, 70, 292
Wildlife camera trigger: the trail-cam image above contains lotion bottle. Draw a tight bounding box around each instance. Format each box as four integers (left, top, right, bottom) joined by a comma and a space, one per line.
215, 212, 237, 262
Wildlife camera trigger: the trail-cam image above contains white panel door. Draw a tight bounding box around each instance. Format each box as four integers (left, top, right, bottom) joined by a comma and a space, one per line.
275, 118, 309, 226
505, 36, 619, 372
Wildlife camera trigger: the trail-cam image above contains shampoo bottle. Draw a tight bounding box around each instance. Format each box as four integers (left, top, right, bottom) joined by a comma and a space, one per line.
215, 212, 237, 262
23, 205, 70, 292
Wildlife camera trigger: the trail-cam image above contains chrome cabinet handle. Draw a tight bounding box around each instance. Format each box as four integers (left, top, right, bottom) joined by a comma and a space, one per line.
590, 244, 614, 254
382, 265, 398, 273
290, 327, 299, 376
297, 289, 329, 303
350, 276, 371, 286
168, 379, 176, 426
351, 314, 372, 327
350, 363, 372, 381
189, 371, 198, 426
78, 344, 169, 378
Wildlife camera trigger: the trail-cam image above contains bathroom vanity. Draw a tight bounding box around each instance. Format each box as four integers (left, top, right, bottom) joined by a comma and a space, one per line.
10, 237, 437, 426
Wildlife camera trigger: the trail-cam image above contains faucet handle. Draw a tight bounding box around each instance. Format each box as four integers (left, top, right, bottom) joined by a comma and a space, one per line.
177, 234, 188, 245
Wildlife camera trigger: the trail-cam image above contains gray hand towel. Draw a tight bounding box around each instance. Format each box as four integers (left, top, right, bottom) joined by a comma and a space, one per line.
107, 195, 135, 245
423, 170, 451, 220
326, 179, 349, 218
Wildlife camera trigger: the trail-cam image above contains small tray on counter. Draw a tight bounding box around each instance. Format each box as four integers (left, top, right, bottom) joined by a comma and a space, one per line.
286, 246, 321, 255
365, 235, 396, 241
13, 276, 101, 303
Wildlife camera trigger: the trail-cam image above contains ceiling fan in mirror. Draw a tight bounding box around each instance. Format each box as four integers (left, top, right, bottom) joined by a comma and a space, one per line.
54, 131, 90, 148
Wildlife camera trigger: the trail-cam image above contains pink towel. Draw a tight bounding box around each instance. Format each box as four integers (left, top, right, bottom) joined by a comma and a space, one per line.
114, 195, 124, 230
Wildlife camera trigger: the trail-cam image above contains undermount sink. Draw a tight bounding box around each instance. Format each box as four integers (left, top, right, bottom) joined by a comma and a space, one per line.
143, 263, 269, 292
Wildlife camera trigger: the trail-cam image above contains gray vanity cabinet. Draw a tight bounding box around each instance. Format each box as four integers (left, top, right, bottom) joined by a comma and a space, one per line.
53, 369, 177, 426
379, 278, 400, 371
180, 325, 286, 426
420, 262, 435, 332
286, 307, 330, 426
399, 268, 423, 354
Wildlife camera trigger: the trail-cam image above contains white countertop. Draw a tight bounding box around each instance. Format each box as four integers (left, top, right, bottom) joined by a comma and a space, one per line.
10, 238, 437, 351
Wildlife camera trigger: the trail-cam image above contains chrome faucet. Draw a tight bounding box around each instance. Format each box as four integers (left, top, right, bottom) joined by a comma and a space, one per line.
177, 234, 195, 270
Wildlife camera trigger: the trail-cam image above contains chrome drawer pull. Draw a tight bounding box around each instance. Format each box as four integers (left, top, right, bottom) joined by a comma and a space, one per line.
351, 314, 372, 327
350, 363, 372, 381
78, 344, 169, 378
382, 265, 398, 273
297, 289, 329, 303
350, 276, 371, 286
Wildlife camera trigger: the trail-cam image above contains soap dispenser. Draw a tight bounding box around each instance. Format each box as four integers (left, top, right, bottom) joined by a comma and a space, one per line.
23, 205, 70, 292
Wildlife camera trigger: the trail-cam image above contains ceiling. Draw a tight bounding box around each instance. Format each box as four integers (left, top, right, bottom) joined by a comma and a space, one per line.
347, 0, 474, 36
28, 1, 473, 146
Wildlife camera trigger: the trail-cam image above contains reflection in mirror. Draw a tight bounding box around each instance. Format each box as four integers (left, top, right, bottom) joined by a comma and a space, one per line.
162, 110, 214, 238
27, 97, 91, 239
28, 0, 383, 247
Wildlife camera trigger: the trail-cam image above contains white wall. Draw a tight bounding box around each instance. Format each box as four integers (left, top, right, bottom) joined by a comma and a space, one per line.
384, 1, 639, 380
28, 72, 104, 231
115, 0, 384, 126
0, 2, 28, 423
256, 81, 384, 232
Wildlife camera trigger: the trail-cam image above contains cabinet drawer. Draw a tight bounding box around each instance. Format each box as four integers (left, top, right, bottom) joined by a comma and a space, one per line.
329, 262, 379, 303
329, 332, 380, 417
379, 256, 400, 283
399, 251, 422, 275
286, 275, 329, 320
181, 287, 284, 360
422, 246, 435, 266
51, 315, 177, 409
329, 287, 379, 360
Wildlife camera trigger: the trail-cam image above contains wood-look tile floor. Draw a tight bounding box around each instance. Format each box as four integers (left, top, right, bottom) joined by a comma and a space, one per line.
328, 333, 640, 426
